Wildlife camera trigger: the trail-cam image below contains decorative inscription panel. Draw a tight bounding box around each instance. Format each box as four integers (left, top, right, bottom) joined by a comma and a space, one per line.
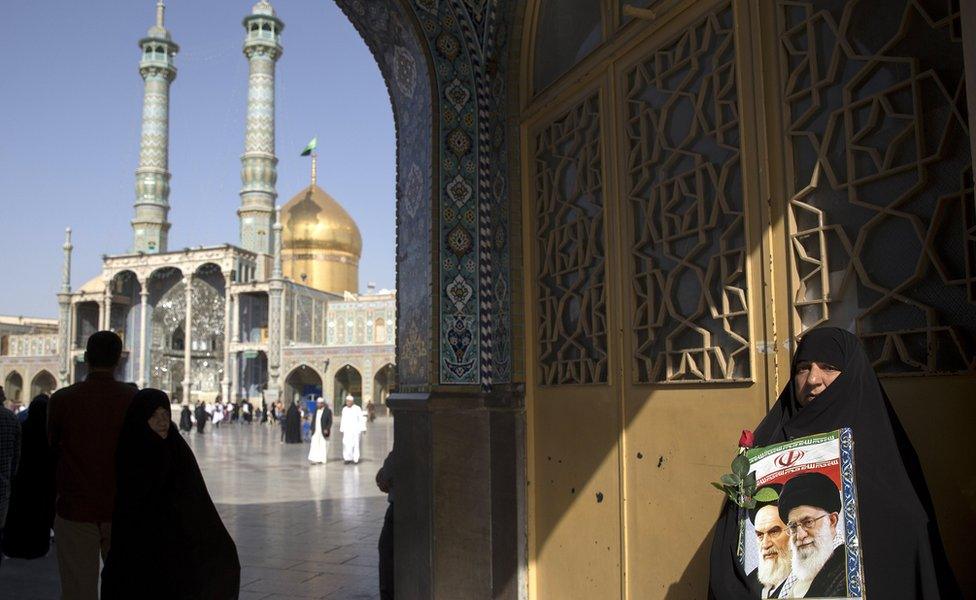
779, 0, 975, 374
625, 2, 751, 383
534, 93, 609, 385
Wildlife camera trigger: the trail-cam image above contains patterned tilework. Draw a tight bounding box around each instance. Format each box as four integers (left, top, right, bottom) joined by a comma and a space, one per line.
336, 0, 514, 389
333, 0, 433, 391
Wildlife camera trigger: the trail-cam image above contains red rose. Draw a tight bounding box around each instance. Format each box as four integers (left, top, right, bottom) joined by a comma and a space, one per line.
738, 429, 755, 449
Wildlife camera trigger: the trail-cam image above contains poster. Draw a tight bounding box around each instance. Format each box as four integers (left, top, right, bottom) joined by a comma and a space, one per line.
738, 429, 865, 599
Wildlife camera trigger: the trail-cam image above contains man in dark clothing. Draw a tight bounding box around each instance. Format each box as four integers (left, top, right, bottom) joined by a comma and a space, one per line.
376, 450, 395, 600
48, 331, 136, 599
0, 399, 21, 569
194, 401, 207, 434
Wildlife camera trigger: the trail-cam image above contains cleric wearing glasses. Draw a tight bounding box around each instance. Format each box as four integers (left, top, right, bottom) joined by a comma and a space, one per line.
777, 473, 844, 598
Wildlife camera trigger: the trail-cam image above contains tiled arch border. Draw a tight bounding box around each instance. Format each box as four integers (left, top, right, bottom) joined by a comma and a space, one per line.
333, 0, 513, 390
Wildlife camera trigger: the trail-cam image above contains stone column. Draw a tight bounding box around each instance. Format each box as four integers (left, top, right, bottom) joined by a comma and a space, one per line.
138, 287, 149, 388
182, 273, 193, 404
222, 271, 234, 401
230, 351, 240, 404
266, 208, 284, 405
56, 228, 73, 388
388, 387, 524, 600
101, 287, 112, 332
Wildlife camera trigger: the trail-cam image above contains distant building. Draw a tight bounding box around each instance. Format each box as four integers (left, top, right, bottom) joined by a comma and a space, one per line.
0, 0, 394, 413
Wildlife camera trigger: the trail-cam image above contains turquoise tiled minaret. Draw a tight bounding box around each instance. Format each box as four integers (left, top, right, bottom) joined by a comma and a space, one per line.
239, 0, 283, 261
132, 0, 178, 254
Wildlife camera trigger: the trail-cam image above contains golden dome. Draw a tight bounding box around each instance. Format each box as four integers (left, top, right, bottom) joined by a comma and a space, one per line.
280, 184, 361, 295
281, 184, 362, 255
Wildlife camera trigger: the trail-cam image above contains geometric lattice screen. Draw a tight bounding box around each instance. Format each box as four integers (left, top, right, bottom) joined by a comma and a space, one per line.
779, 0, 975, 374
534, 93, 609, 385
626, 2, 752, 383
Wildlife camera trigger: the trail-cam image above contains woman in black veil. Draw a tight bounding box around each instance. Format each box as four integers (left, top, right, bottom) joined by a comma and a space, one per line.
179, 404, 193, 433
284, 400, 302, 443
2, 394, 55, 559
708, 327, 959, 599
101, 389, 239, 599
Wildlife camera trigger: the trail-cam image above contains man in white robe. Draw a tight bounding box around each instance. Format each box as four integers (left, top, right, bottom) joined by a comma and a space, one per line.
308, 398, 331, 464
340, 395, 365, 464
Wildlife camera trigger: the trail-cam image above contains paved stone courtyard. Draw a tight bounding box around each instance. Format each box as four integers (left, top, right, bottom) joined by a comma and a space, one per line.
0, 416, 393, 599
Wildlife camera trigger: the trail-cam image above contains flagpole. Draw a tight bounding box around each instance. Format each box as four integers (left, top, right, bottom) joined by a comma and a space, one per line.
311, 151, 317, 186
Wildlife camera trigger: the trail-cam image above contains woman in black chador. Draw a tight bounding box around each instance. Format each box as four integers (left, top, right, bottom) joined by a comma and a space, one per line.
194, 401, 207, 434
179, 404, 193, 433
2, 394, 55, 559
284, 401, 303, 443
101, 389, 240, 600
708, 327, 960, 599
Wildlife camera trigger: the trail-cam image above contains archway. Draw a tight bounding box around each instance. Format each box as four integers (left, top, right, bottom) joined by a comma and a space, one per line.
3, 371, 24, 404
372, 363, 395, 415
30, 370, 57, 398
333, 364, 362, 412
283, 364, 322, 409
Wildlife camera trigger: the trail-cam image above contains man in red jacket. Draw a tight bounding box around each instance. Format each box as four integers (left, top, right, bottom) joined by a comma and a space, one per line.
48, 331, 136, 600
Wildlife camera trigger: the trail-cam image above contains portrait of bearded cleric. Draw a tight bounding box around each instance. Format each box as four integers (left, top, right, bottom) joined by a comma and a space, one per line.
778, 472, 847, 598
746, 484, 791, 598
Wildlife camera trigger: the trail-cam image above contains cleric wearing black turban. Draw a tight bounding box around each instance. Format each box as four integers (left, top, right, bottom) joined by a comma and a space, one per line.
707, 327, 960, 599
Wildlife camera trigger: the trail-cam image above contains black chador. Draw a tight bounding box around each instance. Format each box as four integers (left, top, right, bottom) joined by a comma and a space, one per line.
179, 405, 193, 433
101, 389, 239, 599
2, 395, 56, 559
284, 402, 302, 444
708, 327, 960, 599
194, 402, 207, 434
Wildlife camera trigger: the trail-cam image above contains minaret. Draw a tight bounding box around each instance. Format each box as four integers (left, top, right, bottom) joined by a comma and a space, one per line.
57, 228, 73, 387
239, 0, 283, 266
132, 0, 178, 254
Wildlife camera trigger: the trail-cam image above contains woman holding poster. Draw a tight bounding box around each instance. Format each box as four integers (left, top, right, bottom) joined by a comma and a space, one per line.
708, 327, 959, 599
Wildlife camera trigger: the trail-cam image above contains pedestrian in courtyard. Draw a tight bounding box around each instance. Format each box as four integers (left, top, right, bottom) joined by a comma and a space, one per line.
0, 394, 21, 569
284, 401, 302, 444
213, 401, 225, 428
47, 331, 136, 598
308, 398, 332, 465
340, 395, 365, 464
179, 404, 193, 433
278, 401, 287, 441
376, 449, 395, 600
243, 399, 252, 423
194, 401, 207, 434
101, 389, 240, 600
366, 399, 376, 423
2, 394, 55, 560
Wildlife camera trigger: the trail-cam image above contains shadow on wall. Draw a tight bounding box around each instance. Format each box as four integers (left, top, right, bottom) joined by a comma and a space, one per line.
665, 528, 715, 600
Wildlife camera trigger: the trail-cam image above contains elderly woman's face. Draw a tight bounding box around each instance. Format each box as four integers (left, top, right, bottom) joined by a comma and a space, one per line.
148, 406, 171, 439
793, 360, 841, 406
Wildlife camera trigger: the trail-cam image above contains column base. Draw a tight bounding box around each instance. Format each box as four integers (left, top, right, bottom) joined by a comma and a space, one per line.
387, 385, 525, 600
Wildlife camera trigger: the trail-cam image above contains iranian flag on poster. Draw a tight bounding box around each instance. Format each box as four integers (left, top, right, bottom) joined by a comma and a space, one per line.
738, 429, 866, 599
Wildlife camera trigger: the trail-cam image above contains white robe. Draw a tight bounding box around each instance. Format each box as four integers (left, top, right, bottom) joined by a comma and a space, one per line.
340, 404, 365, 463
308, 408, 329, 464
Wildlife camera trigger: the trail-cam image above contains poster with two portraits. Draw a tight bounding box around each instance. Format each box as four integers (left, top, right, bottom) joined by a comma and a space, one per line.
738, 429, 866, 599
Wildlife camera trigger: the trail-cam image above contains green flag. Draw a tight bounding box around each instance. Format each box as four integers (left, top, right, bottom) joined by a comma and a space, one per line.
300, 137, 318, 156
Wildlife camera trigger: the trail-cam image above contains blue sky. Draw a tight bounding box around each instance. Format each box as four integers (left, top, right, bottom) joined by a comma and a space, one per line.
0, 1, 396, 317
